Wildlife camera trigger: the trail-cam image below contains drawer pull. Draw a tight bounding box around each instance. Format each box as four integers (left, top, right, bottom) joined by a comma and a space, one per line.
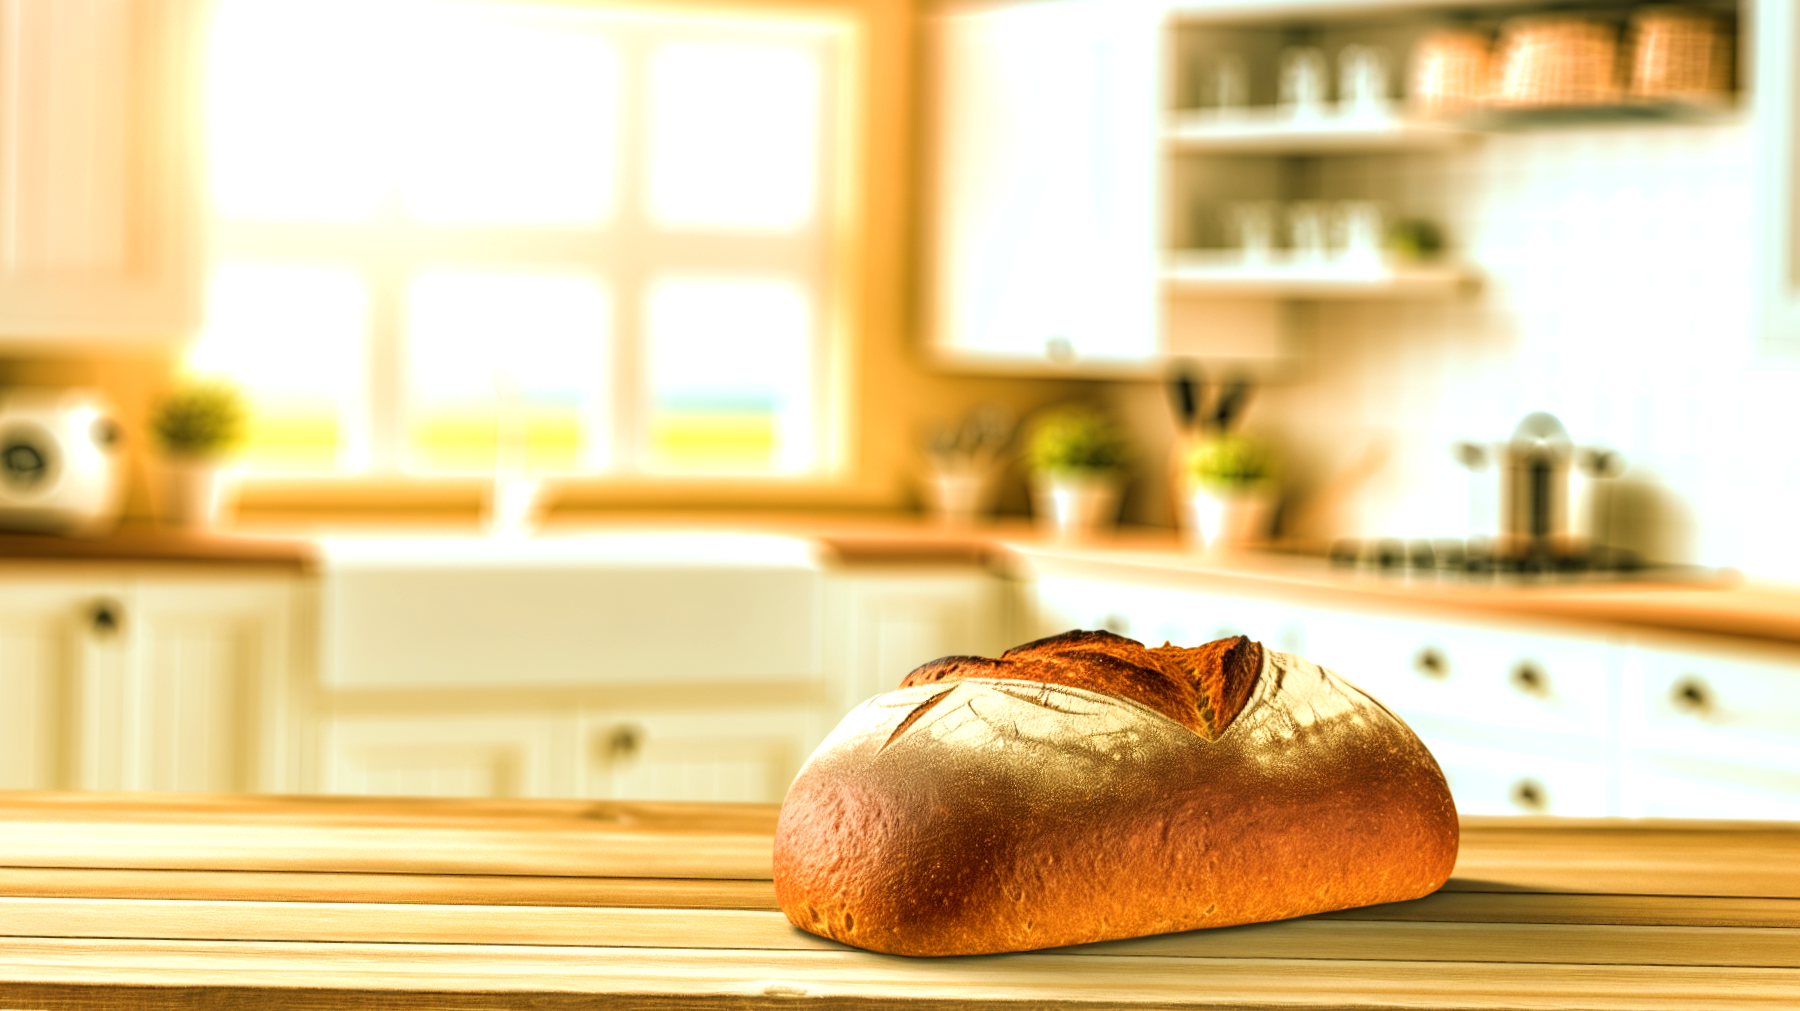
1670, 676, 1713, 715
596, 724, 644, 766
1413, 646, 1449, 679
89, 599, 123, 638
1510, 660, 1550, 698
1509, 777, 1549, 813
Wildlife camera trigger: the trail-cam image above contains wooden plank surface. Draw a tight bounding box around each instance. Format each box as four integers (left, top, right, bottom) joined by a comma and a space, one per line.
0, 938, 1796, 1010
1, 795, 1797, 1009
1, 898, 1795, 969
0, 792, 781, 879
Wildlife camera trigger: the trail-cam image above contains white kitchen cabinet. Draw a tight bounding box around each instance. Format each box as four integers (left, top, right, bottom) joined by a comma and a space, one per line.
578, 708, 821, 804
324, 713, 579, 799
0, 0, 203, 341
0, 574, 112, 788
311, 557, 1018, 803
1753, 0, 1800, 352
0, 566, 309, 793
1023, 556, 1800, 820
1620, 632, 1800, 819
822, 566, 1018, 718
927, 0, 1163, 373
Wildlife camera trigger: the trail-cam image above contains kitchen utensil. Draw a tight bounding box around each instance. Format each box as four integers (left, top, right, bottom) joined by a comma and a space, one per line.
1503, 411, 1571, 561
1628, 6, 1731, 103
1279, 46, 1330, 116
1411, 29, 1490, 116
1338, 44, 1391, 116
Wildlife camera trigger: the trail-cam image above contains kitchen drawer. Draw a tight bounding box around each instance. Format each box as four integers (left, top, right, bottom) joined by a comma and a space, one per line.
1304, 611, 1614, 744
1623, 635, 1800, 774
323, 713, 579, 799
1620, 756, 1800, 820
578, 707, 821, 804
322, 706, 823, 803
1424, 738, 1612, 817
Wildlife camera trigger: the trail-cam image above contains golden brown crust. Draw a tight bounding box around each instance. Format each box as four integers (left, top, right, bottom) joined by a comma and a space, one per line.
776, 638, 1460, 957
898, 630, 1262, 740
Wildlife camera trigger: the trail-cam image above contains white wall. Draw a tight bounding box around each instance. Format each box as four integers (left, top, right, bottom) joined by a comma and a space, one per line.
1255, 120, 1800, 575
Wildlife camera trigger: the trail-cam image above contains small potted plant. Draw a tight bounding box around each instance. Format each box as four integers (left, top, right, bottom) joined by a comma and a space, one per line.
1026, 405, 1130, 541
150, 380, 246, 529
1183, 433, 1275, 553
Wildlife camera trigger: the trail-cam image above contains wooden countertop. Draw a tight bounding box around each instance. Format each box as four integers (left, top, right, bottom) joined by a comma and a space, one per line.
0, 792, 1794, 1009
0, 526, 314, 570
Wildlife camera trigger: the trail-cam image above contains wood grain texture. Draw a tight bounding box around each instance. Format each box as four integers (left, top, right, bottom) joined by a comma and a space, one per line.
0, 868, 782, 909
0, 898, 1793, 968
0, 792, 781, 879
0, 796, 1794, 1010
0, 938, 1796, 1009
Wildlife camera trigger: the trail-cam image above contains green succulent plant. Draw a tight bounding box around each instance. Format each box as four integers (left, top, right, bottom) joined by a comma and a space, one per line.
1187, 433, 1272, 490
151, 380, 246, 459
1026, 405, 1129, 476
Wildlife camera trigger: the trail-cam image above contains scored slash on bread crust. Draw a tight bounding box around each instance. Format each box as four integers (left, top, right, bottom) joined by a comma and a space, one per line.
774, 631, 1462, 957
898, 630, 1262, 741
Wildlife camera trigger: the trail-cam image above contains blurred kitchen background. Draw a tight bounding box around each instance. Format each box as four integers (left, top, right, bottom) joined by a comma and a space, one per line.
0, 0, 1795, 819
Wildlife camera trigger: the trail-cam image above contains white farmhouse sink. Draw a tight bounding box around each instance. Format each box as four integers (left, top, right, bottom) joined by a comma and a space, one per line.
320, 532, 824, 687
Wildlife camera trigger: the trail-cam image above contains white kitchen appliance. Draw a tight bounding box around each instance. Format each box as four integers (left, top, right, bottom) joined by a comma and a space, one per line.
0, 387, 125, 536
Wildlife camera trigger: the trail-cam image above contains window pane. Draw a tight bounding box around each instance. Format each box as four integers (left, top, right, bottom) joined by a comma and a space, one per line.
645, 278, 812, 473
648, 42, 820, 229
188, 264, 368, 473
208, 0, 396, 220
397, 8, 618, 224
212, 0, 619, 225
405, 271, 610, 475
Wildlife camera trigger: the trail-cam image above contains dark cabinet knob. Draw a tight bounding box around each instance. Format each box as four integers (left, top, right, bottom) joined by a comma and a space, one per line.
89, 599, 122, 638
1413, 646, 1449, 679
1509, 777, 1549, 813
1510, 659, 1550, 697
597, 724, 644, 766
1670, 676, 1713, 715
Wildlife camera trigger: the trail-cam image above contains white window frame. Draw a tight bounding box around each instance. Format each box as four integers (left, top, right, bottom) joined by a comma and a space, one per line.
205, 1, 859, 482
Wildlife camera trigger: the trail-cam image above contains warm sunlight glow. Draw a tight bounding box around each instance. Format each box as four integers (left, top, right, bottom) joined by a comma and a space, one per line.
646, 278, 813, 473
405, 271, 610, 475
202, 0, 846, 477
210, 0, 619, 224
648, 42, 820, 229
189, 264, 369, 472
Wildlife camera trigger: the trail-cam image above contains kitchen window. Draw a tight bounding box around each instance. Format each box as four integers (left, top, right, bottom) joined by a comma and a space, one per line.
190, 0, 852, 480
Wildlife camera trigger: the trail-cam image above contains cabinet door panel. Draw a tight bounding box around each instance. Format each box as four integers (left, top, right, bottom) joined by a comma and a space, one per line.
1624, 636, 1800, 774
325, 715, 577, 799
0, 0, 200, 339
0, 578, 93, 789
580, 708, 817, 804
1425, 738, 1611, 817
929, 0, 1160, 368
126, 577, 298, 793
1304, 611, 1613, 744
825, 570, 1014, 717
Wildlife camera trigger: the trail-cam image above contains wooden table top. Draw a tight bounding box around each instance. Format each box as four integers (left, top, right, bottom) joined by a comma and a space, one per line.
0, 792, 1794, 1009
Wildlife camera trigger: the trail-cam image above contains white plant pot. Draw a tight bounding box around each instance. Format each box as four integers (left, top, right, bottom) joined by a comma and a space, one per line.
1031, 473, 1122, 542
158, 458, 233, 530
1185, 486, 1275, 554
924, 469, 994, 528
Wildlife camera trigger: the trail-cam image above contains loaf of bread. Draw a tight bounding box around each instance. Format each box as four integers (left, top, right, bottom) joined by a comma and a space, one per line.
773, 630, 1458, 956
